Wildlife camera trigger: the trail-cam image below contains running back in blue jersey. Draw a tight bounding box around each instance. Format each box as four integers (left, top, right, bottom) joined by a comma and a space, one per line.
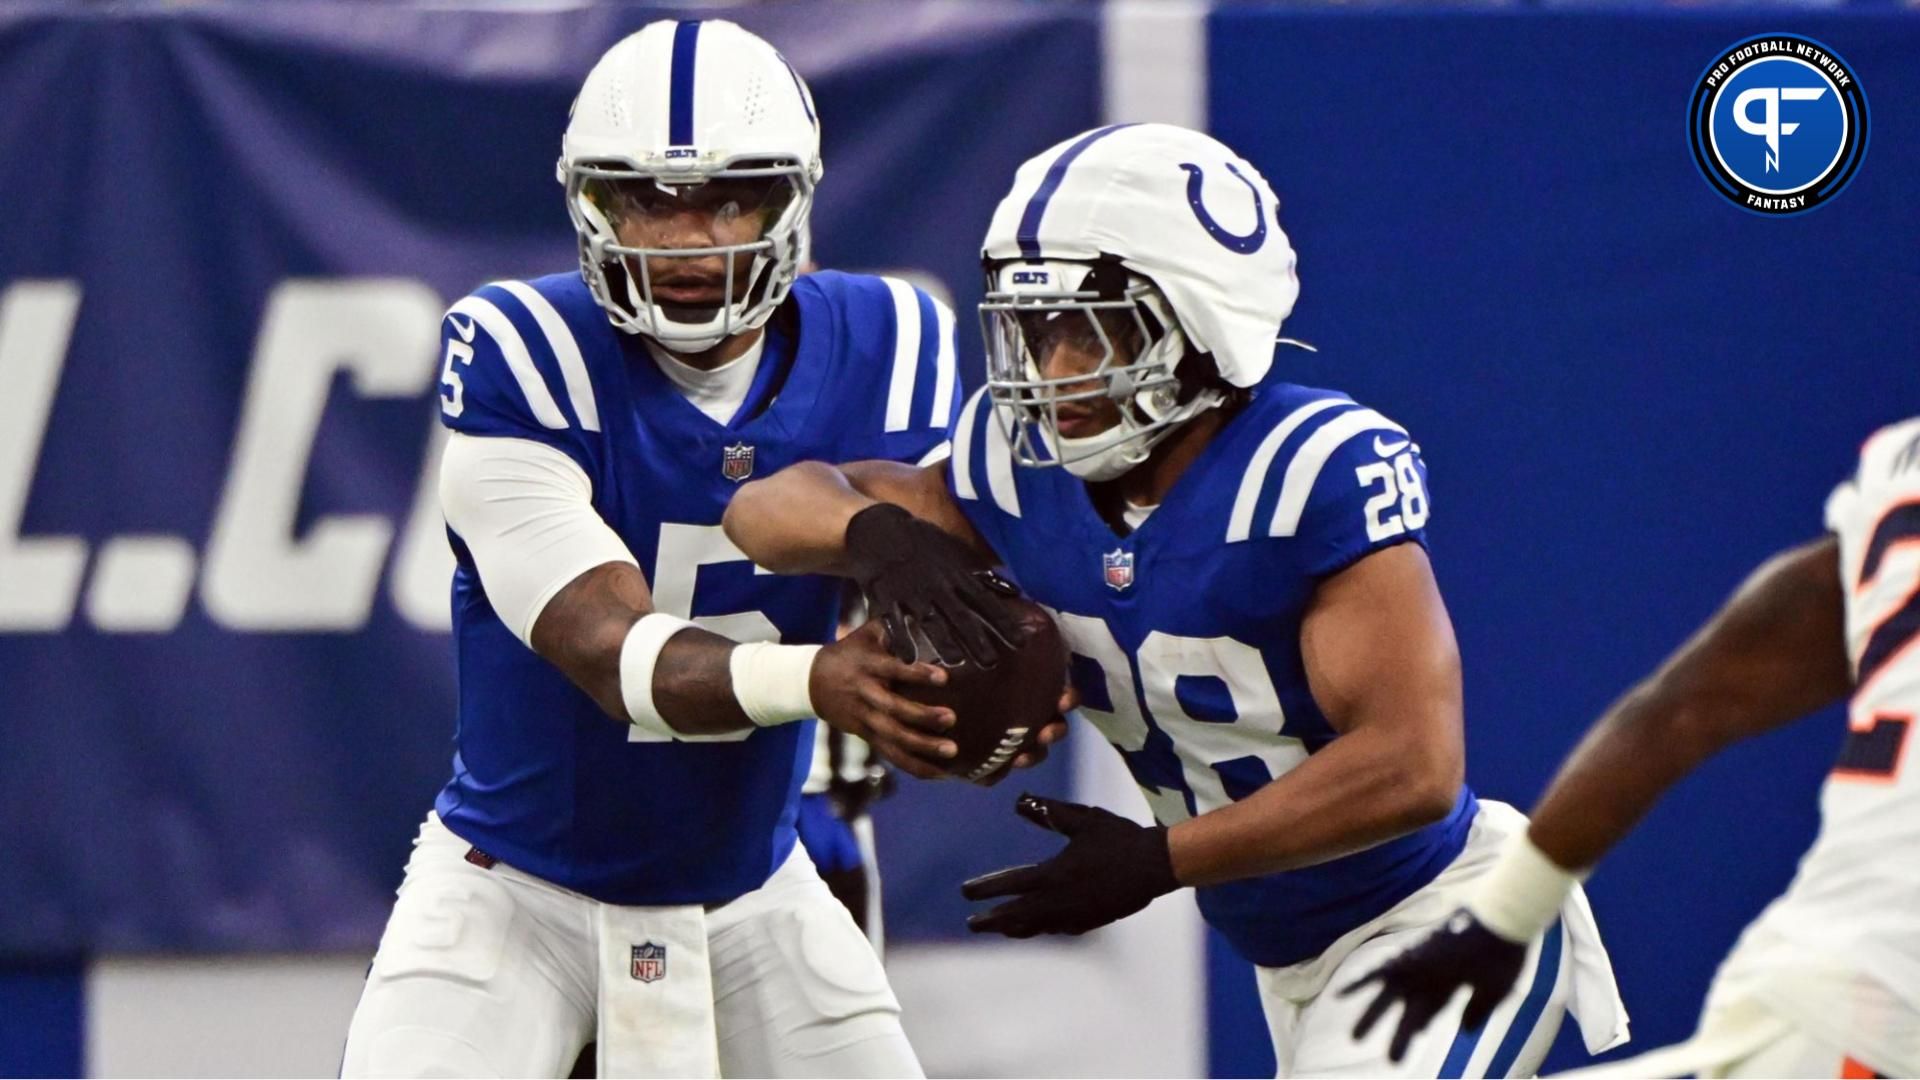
433, 270, 956, 906
947, 379, 1478, 967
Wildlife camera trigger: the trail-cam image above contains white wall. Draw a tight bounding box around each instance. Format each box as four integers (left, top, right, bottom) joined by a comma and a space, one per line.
87, 955, 370, 1078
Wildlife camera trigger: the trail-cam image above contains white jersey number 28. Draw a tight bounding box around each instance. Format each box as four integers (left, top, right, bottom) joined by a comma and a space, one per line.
1048, 610, 1307, 824
1356, 451, 1430, 543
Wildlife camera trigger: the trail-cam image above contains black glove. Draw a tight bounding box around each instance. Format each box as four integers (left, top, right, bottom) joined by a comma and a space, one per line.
843, 502, 1020, 667
960, 794, 1179, 938
1339, 908, 1528, 1063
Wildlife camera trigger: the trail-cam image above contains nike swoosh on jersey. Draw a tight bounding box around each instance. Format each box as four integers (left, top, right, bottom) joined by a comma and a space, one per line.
448, 314, 476, 341
1373, 435, 1410, 457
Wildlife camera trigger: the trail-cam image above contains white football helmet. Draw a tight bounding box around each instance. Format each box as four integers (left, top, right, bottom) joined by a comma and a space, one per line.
560, 19, 823, 351
979, 123, 1300, 480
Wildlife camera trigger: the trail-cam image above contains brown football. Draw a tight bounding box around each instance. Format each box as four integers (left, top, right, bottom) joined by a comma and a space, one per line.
903, 597, 1069, 785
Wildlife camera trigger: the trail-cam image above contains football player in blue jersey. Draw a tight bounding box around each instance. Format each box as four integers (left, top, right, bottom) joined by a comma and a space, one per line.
723, 123, 1633, 1077
340, 20, 1006, 1079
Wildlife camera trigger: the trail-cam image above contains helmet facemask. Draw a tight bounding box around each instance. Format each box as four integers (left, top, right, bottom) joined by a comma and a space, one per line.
981, 261, 1224, 482
565, 155, 813, 352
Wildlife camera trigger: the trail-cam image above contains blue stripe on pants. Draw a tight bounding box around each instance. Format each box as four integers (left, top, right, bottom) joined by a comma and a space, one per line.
1437, 1011, 1485, 1079
1485, 920, 1564, 1078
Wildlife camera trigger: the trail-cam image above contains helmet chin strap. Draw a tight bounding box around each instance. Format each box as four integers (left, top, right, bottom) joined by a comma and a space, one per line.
1057, 421, 1153, 482
622, 282, 729, 352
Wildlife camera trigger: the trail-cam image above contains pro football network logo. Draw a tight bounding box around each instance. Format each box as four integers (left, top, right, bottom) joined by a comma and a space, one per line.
631, 942, 667, 983
1688, 34, 1868, 216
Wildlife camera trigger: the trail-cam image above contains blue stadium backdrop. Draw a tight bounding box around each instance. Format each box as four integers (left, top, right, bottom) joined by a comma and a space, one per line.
1, 1, 1916, 1076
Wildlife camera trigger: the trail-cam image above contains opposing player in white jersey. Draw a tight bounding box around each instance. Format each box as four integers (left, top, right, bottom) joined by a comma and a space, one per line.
722, 122, 1630, 1077
340, 20, 1000, 1078
1350, 419, 1920, 1078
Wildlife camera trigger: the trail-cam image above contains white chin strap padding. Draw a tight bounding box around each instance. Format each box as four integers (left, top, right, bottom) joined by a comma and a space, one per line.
645, 306, 728, 352
1055, 385, 1224, 483
1057, 420, 1152, 482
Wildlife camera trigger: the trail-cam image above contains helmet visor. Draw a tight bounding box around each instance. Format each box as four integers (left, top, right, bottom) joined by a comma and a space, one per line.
580, 172, 798, 240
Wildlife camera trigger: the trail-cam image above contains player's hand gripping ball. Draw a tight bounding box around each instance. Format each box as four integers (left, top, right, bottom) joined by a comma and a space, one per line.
901, 592, 1069, 784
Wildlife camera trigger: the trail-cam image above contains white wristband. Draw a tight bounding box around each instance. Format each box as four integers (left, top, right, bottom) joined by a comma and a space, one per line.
729, 641, 823, 727
620, 613, 698, 739
1464, 831, 1586, 944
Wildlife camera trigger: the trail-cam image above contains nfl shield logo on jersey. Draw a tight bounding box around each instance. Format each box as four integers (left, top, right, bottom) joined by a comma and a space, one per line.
630, 942, 667, 983
721, 443, 755, 483
1103, 548, 1135, 591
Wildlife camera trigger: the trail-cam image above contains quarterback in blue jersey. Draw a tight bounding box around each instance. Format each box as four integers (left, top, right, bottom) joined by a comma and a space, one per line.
342, 20, 983, 1079
725, 123, 1631, 1077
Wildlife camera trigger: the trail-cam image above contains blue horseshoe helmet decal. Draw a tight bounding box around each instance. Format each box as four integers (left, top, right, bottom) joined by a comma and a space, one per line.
1179, 161, 1267, 254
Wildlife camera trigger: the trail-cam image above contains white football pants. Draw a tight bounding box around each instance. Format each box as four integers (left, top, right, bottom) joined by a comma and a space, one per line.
1553, 979, 1902, 1079
1692, 996, 1886, 1080
340, 813, 921, 1079
1255, 801, 1630, 1079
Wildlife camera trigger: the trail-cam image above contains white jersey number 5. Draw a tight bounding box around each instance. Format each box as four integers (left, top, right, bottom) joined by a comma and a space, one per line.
628, 522, 781, 743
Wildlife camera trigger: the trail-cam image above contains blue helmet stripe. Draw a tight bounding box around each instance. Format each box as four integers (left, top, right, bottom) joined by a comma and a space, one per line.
778, 55, 815, 127
668, 21, 703, 146
1015, 123, 1138, 259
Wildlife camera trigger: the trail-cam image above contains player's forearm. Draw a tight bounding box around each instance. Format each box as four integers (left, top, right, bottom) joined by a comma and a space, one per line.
531, 563, 802, 736
546, 627, 757, 735
530, 562, 653, 721
724, 461, 875, 575
1460, 675, 1790, 944
650, 628, 762, 733
1167, 724, 1461, 886
1524, 536, 1851, 871
1521, 681, 1731, 871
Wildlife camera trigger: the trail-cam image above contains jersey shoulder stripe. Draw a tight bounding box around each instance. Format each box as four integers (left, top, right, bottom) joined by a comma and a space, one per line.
1268, 407, 1408, 538
881, 276, 923, 433
983, 395, 1022, 518
1225, 396, 1354, 543
493, 280, 600, 432
446, 292, 569, 430
952, 387, 985, 501
928, 292, 958, 430
877, 277, 958, 435
949, 386, 1021, 517
799, 271, 957, 442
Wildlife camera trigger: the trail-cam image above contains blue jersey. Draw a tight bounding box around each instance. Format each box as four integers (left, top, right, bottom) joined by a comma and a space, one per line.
434, 271, 955, 905
948, 380, 1477, 967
